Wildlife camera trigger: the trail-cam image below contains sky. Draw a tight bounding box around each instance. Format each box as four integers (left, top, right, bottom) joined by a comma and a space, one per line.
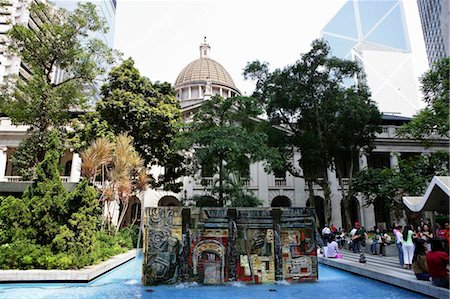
114, 0, 428, 108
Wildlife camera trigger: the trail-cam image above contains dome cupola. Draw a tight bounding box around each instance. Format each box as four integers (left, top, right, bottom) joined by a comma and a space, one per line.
174, 38, 241, 109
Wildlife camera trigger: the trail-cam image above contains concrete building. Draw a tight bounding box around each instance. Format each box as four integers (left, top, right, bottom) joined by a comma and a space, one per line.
320, 0, 422, 117
417, 0, 449, 67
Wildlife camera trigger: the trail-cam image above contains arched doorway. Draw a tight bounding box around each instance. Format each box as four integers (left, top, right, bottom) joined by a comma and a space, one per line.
341, 197, 361, 230
122, 196, 141, 227
374, 199, 391, 229
271, 196, 292, 207
306, 196, 325, 229
195, 195, 218, 207
158, 196, 180, 207
193, 240, 226, 284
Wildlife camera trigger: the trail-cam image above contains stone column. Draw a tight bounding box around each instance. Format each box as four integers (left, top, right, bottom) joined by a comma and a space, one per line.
358, 151, 368, 170
293, 151, 306, 207
257, 161, 269, 206
327, 167, 343, 229
198, 86, 202, 98
390, 152, 400, 170
0, 146, 7, 182
188, 86, 192, 99
70, 152, 81, 183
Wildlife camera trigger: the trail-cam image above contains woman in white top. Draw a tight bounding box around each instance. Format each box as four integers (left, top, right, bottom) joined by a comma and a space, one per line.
326, 235, 343, 258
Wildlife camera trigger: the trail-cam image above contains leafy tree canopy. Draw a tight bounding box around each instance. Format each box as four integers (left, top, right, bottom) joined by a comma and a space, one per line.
179, 95, 279, 207
0, 1, 116, 177
398, 58, 449, 143
72, 58, 182, 190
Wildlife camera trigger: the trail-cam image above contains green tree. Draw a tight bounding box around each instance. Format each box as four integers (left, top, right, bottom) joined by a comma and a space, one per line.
74, 58, 182, 190
180, 95, 278, 207
330, 85, 381, 229
243, 39, 380, 226
352, 152, 449, 221
398, 58, 449, 143
0, 1, 115, 176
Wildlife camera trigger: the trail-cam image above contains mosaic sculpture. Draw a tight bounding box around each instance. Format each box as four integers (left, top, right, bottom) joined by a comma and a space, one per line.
143, 207, 317, 285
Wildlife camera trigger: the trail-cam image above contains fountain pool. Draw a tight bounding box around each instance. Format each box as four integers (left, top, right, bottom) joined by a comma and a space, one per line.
0, 253, 429, 299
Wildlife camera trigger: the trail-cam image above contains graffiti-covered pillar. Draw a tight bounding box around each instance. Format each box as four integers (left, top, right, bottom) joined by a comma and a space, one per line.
227, 208, 238, 282
179, 208, 191, 282
272, 208, 283, 281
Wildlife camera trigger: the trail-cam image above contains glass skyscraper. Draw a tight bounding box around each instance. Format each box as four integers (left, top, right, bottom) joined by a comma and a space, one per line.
321, 0, 421, 117
417, 0, 449, 67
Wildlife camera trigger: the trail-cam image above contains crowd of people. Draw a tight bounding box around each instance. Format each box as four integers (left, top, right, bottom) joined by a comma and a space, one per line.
393, 222, 449, 289
319, 221, 449, 289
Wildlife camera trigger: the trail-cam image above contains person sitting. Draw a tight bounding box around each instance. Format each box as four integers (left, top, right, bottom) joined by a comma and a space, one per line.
412, 239, 429, 281
326, 235, 342, 259
426, 238, 449, 289
370, 227, 382, 255
322, 224, 332, 245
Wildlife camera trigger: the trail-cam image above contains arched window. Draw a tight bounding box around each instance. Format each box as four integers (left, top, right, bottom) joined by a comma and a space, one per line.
271, 196, 292, 207
158, 196, 180, 207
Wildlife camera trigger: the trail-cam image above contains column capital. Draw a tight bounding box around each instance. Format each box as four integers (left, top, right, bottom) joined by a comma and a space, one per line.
0, 146, 7, 152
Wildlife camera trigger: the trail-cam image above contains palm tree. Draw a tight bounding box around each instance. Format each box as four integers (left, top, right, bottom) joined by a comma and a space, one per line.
81, 133, 149, 234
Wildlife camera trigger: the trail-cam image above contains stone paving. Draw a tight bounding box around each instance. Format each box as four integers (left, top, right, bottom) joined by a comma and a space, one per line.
0, 249, 138, 283
319, 249, 449, 299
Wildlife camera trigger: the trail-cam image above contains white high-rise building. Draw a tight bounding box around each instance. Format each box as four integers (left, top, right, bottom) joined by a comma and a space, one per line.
321, 0, 422, 117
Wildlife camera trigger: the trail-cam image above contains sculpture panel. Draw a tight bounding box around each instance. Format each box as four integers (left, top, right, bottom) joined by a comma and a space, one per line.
143, 207, 318, 285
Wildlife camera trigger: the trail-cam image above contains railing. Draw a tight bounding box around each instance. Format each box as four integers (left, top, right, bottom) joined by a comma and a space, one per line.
5, 176, 72, 183
274, 178, 286, 187
200, 177, 214, 187
5, 176, 22, 182
242, 179, 250, 187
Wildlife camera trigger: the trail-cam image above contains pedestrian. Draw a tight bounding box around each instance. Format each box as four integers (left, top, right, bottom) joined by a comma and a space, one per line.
352, 222, 367, 263
349, 224, 358, 253
394, 225, 404, 267
402, 225, 415, 270
412, 239, 429, 281
426, 238, 449, 289
421, 224, 433, 251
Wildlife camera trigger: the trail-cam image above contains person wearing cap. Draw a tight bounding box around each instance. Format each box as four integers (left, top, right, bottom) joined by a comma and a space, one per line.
322, 224, 332, 245
352, 222, 367, 263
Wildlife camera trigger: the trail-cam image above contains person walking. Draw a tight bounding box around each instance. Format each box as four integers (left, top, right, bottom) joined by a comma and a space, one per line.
352, 222, 367, 263
394, 225, 404, 267
402, 225, 415, 269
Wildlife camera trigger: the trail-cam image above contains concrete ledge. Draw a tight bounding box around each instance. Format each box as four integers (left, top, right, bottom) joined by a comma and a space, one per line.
319, 256, 449, 299
0, 249, 138, 283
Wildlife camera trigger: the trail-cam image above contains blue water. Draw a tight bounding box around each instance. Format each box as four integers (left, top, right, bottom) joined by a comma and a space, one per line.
0, 253, 429, 299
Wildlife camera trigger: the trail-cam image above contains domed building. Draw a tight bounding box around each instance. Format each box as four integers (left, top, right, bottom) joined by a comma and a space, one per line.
174, 39, 240, 117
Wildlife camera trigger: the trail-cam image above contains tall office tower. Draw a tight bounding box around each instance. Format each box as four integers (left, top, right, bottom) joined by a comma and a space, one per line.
321, 0, 421, 117
417, 0, 449, 67
0, 0, 34, 83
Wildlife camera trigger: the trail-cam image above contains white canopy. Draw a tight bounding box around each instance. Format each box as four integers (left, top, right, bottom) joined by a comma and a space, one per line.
403, 176, 450, 213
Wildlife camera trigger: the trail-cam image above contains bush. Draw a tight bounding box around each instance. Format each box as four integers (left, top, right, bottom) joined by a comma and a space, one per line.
0, 132, 134, 270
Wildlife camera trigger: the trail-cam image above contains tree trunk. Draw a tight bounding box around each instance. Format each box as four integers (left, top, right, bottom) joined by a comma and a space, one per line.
219, 156, 224, 207
321, 179, 332, 226
115, 200, 129, 235
306, 179, 320, 228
